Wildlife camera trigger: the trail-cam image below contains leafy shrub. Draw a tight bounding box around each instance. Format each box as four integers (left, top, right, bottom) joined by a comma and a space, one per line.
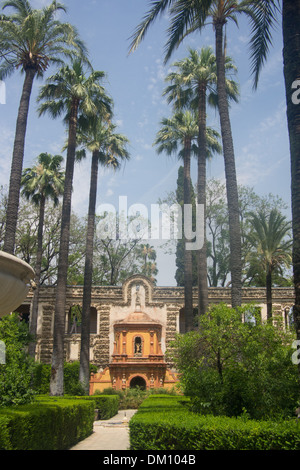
0, 313, 36, 406
169, 303, 299, 420
129, 396, 300, 450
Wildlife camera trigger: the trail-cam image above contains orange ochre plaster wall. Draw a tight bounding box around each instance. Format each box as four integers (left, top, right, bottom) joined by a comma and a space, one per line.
89, 366, 179, 394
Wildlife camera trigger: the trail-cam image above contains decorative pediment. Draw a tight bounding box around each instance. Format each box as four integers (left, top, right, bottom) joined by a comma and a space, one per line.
121, 274, 153, 308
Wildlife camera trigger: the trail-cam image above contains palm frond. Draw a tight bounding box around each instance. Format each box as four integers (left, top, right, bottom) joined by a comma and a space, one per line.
245, 0, 280, 89
128, 0, 174, 54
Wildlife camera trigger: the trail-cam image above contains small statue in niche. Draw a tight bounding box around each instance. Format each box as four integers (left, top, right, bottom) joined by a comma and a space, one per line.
122, 373, 126, 389
135, 284, 141, 310
134, 336, 142, 355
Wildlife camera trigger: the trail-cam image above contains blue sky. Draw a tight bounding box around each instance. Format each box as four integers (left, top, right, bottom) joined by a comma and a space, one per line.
0, 1, 290, 285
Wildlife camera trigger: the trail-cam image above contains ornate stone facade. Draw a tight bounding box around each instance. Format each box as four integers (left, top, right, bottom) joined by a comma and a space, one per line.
19, 275, 295, 391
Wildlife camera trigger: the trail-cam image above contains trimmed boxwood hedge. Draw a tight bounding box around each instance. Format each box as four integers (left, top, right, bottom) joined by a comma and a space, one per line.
88, 395, 119, 419
0, 397, 95, 450
129, 396, 300, 450
36, 394, 120, 420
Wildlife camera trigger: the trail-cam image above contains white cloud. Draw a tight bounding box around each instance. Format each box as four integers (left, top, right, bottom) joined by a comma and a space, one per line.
105, 188, 114, 197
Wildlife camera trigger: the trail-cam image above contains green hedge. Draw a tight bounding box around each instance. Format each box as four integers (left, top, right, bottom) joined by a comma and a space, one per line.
129, 396, 300, 450
0, 398, 94, 450
36, 394, 120, 420
87, 395, 119, 419
0, 416, 12, 450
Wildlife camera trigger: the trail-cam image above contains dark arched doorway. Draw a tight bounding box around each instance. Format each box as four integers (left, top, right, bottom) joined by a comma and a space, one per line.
130, 376, 146, 390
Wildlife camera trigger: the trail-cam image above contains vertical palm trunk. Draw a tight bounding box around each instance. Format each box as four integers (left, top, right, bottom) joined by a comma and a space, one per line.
184, 138, 194, 332
4, 68, 36, 254
197, 82, 209, 316
266, 266, 272, 321
282, 0, 300, 380
28, 194, 46, 358
215, 21, 242, 308
50, 98, 79, 396
79, 150, 99, 394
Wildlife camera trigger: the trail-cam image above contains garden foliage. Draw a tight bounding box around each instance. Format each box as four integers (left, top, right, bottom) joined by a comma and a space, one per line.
168, 303, 299, 420
129, 396, 300, 450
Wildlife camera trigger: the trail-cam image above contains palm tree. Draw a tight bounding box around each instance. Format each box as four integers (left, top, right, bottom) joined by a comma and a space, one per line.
242, 0, 300, 380
138, 244, 158, 282
37, 60, 112, 396
129, 0, 258, 309
21, 152, 64, 358
282, 0, 300, 379
247, 209, 292, 320
154, 110, 221, 330
76, 119, 130, 393
0, 0, 86, 254
163, 47, 237, 315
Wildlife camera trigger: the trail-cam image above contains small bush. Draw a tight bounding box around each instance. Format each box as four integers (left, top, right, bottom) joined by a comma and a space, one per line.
94, 386, 179, 410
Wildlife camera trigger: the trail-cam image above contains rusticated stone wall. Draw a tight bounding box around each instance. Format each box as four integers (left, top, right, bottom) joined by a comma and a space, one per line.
20, 275, 295, 371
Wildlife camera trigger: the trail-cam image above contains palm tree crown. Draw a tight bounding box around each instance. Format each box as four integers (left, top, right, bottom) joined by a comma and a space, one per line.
21, 152, 64, 207
248, 209, 292, 276
247, 208, 292, 319
76, 119, 130, 170
0, 0, 86, 79
37, 59, 111, 123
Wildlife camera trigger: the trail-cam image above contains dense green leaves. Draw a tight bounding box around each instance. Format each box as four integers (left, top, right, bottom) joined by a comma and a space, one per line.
0, 0, 86, 80
169, 303, 299, 419
0, 313, 35, 406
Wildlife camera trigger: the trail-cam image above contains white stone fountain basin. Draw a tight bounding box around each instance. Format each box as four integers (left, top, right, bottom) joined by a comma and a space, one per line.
0, 250, 35, 317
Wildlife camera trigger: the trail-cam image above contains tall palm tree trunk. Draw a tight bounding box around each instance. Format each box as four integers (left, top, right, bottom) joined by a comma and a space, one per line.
183, 138, 194, 331
282, 0, 300, 377
215, 21, 242, 308
79, 150, 99, 393
266, 266, 272, 321
28, 194, 46, 358
50, 98, 79, 396
4, 68, 36, 254
197, 82, 209, 316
